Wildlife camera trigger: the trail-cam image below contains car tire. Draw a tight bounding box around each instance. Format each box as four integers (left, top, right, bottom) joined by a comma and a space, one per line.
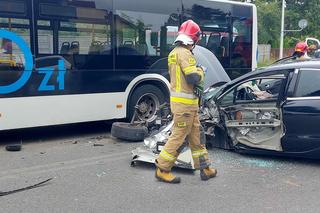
128, 84, 166, 123
111, 122, 148, 142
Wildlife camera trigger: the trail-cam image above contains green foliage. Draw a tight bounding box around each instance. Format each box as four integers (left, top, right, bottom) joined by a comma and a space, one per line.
233, 0, 320, 48
285, 0, 320, 46
255, 0, 281, 47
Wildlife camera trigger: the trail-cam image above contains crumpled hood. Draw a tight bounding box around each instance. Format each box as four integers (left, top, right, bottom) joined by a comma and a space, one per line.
193, 45, 231, 89
147, 45, 231, 89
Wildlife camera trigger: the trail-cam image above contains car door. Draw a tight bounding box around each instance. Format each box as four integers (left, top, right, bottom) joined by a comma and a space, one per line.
282, 69, 320, 153
217, 72, 288, 151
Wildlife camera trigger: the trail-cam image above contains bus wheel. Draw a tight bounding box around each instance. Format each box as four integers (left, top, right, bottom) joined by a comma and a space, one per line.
128, 84, 166, 123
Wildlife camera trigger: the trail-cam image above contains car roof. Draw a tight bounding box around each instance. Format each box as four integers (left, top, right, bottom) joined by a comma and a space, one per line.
263, 59, 320, 72
222, 59, 320, 91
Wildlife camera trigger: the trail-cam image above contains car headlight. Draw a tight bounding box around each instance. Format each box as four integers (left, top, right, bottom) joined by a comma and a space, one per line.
144, 136, 158, 149
144, 121, 173, 149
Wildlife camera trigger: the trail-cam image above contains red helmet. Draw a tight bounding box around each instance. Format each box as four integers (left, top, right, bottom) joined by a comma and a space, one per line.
295, 42, 308, 53
177, 20, 201, 44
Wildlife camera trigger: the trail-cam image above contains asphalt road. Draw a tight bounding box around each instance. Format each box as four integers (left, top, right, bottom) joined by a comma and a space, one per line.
1, 123, 320, 213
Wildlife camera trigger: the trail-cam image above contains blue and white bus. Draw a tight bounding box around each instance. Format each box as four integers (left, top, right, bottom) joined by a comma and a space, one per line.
0, 0, 257, 130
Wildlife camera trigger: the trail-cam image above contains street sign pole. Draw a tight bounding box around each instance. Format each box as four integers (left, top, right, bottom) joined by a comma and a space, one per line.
279, 0, 285, 59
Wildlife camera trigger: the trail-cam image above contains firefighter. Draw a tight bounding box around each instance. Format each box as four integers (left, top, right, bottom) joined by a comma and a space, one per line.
308, 44, 317, 57
293, 41, 310, 60
155, 20, 217, 183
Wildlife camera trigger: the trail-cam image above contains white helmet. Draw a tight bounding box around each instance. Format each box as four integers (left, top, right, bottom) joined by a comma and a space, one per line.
174, 34, 194, 45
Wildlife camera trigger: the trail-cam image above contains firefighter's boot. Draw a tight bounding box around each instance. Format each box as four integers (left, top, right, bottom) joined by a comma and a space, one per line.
200, 167, 217, 181
155, 168, 181, 184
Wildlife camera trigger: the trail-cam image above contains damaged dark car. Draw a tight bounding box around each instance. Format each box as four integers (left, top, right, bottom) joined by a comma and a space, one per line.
132, 50, 320, 169
202, 59, 320, 159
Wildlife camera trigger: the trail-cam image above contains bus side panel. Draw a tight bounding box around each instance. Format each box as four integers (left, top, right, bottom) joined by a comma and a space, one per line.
0, 93, 126, 130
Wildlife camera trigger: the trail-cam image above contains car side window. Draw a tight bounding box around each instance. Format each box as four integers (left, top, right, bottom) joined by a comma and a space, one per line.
234, 78, 284, 102
219, 89, 235, 106
295, 70, 320, 97
219, 77, 284, 106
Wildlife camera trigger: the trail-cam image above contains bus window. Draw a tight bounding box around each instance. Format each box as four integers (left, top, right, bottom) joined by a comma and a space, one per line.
115, 12, 179, 57
231, 17, 253, 77
182, 0, 231, 68
0, 0, 31, 92
199, 32, 230, 61
58, 22, 111, 55
0, 17, 31, 67
182, 0, 255, 79
36, 0, 112, 56
114, 0, 180, 60
0, 0, 26, 15
37, 20, 53, 54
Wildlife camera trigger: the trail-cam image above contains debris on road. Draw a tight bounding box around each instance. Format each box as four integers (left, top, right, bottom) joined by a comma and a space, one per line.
90, 135, 108, 141
5, 144, 22, 152
93, 143, 104, 147
284, 180, 302, 187
96, 172, 107, 178
131, 121, 194, 170
0, 178, 53, 197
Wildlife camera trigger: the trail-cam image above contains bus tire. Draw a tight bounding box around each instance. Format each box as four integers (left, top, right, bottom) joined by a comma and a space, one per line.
128, 84, 166, 123
111, 122, 148, 142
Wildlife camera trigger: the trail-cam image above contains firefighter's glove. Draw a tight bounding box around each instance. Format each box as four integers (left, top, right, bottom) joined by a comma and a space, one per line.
196, 65, 206, 82
197, 65, 207, 74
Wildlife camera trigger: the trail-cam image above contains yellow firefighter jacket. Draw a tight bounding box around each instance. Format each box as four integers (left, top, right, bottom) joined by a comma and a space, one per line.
168, 46, 204, 113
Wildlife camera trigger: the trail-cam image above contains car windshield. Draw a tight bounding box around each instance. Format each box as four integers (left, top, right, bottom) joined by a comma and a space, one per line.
203, 83, 226, 101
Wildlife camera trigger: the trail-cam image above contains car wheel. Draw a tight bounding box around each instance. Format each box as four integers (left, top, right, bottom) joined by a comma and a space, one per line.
128, 84, 166, 123
111, 122, 148, 142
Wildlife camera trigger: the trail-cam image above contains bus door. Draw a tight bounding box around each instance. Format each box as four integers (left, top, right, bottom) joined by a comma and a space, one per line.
33, 0, 117, 96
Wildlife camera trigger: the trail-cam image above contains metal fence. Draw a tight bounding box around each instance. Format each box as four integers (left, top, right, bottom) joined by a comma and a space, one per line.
258, 44, 294, 63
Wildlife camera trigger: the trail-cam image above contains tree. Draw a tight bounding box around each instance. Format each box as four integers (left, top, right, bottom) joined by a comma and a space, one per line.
233, 0, 320, 48
232, 0, 281, 47
285, 0, 320, 44
255, 0, 281, 47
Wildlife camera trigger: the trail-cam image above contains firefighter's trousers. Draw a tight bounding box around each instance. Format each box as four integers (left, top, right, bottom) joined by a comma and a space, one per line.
156, 110, 210, 171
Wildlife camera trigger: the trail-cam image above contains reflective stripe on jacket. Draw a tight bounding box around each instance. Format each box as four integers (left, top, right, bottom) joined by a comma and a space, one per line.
168, 46, 203, 108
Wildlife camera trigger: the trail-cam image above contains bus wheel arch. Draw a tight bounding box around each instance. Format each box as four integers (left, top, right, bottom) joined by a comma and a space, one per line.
127, 80, 169, 123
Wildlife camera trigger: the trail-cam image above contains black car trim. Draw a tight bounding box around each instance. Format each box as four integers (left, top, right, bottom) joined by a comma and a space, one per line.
284, 69, 298, 97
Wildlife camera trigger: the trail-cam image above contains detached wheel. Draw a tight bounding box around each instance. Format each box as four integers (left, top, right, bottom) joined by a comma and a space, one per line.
111, 122, 148, 142
5, 144, 22, 151
128, 84, 166, 123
